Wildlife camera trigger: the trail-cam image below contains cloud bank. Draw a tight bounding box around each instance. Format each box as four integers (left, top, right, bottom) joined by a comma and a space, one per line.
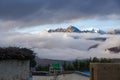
0, 32, 120, 60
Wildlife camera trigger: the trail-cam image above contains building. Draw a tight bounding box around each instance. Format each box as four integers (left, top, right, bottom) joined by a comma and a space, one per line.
0, 60, 30, 80
112, 58, 120, 63
49, 62, 63, 75
0, 47, 35, 80
90, 63, 120, 80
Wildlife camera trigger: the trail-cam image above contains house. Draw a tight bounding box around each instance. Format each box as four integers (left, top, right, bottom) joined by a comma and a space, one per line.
90, 63, 120, 80
0, 47, 35, 80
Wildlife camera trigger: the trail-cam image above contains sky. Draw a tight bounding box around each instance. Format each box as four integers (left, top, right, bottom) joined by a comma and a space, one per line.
0, 0, 120, 60
0, 0, 120, 33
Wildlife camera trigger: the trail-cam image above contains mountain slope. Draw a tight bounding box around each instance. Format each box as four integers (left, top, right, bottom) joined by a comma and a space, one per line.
48, 25, 80, 33
107, 29, 120, 34
106, 46, 120, 53
48, 26, 105, 34
66, 25, 80, 32
81, 28, 106, 34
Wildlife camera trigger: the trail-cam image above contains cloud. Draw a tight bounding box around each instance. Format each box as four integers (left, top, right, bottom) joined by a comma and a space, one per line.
0, 0, 120, 60
0, 0, 120, 31
0, 32, 120, 60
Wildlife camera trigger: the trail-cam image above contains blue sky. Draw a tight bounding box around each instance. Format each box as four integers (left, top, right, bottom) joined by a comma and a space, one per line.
16, 19, 120, 33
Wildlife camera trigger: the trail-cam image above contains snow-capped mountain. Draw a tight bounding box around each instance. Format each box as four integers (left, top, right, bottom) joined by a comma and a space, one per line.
48, 25, 80, 33
107, 29, 120, 34
48, 26, 106, 34
81, 28, 106, 34
106, 46, 120, 53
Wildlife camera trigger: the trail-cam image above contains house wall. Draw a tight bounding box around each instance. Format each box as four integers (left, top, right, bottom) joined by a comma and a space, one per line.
90, 63, 120, 80
0, 60, 30, 80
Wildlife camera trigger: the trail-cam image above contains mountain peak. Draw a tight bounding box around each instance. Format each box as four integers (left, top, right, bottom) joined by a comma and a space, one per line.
81, 27, 106, 34
48, 25, 80, 33
67, 25, 76, 28
66, 25, 80, 32
107, 29, 120, 34
47, 26, 106, 34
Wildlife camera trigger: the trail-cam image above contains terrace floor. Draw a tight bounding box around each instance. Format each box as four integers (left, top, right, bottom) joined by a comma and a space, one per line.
32, 73, 89, 80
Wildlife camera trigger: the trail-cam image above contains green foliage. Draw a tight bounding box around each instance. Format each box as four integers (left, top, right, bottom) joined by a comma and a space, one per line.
63, 61, 67, 70
72, 59, 79, 70
62, 57, 112, 71
36, 65, 50, 71
66, 63, 74, 71
30, 58, 36, 68
0, 47, 36, 67
92, 57, 100, 62
35, 57, 112, 71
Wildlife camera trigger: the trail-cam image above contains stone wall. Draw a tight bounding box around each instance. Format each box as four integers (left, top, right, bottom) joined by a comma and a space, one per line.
0, 60, 30, 80
90, 63, 120, 80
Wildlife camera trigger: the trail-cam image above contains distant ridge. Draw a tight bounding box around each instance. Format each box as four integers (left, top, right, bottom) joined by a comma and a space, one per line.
48, 25, 80, 33
106, 46, 120, 53
48, 25, 106, 34
35, 57, 67, 66
107, 29, 120, 34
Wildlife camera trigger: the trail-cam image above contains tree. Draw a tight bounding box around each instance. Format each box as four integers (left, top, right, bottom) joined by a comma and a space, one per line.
92, 57, 100, 62
35, 65, 50, 71
20, 48, 36, 67
63, 61, 67, 70
66, 63, 74, 71
72, 59, 79, 70
0, 47, 36, 68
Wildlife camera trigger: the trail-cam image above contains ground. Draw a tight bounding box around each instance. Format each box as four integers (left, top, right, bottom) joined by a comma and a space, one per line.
32, 73, 89, 80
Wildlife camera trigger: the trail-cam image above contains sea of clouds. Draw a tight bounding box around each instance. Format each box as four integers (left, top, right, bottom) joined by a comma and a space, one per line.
0, 32, 120, 60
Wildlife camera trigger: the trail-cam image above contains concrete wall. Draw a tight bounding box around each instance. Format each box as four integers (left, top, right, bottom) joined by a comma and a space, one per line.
0, 60, 30, 80
90, 63, 120, 80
